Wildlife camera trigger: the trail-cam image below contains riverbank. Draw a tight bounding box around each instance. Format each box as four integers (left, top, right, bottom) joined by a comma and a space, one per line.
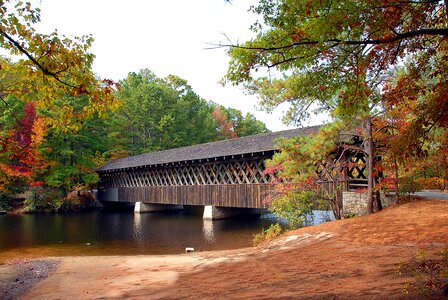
1, 198, 447, 299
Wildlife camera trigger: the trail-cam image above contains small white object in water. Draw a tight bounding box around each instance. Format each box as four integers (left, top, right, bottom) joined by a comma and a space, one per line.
185, 247, 195, 253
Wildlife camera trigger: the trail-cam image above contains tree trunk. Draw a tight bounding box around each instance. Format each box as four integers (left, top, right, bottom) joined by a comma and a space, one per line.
394, 157, 399, 204
363, 116, 375, 214
375, 189, 383, 211
335, 188, 342, 220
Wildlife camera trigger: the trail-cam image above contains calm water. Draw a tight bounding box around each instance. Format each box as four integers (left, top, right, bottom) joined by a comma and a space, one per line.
0, 209, 333, 262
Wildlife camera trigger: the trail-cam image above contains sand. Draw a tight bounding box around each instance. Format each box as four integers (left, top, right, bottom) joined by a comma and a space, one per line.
1, 198, 447, 299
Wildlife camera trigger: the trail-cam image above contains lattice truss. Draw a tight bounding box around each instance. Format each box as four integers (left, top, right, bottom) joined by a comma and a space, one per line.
100, 159, 270, 188
315, 150, 368, 189
346, 151, 367, 181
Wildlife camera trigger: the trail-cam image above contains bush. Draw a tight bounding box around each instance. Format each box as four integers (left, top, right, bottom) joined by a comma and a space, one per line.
253, 223, 284, 246
269, 190, 314, 229
23, 186, 64, 213
0, 193, 10, 211
23, 186, 96, 213
399, 177, 422, 195
414, 177, 446, 191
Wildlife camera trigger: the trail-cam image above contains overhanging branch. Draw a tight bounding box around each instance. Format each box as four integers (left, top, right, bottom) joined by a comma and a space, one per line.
0, 29, 76, 88
220, 28, 448, 52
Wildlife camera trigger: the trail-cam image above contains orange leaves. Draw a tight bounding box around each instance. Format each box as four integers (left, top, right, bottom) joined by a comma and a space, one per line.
29, 181, 44, 187
211, 107, 237, 140
1, 1, 121, 131
0, 102, 47, 192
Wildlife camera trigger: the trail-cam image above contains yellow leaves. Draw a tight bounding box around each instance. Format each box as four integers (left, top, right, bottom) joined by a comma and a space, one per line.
31, 117, 46, 146
1, 1, 121, 132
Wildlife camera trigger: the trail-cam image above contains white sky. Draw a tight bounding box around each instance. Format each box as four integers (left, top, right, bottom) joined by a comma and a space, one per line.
35, 0, 327, 131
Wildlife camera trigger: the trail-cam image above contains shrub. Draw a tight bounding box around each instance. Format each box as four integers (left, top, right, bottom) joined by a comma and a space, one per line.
57, 191, 81, 213
24, 186, 64, 213
414, 177, 446, 191
269, 189, 314, 229
253, 223, 284, 246
399, 177, 422, 195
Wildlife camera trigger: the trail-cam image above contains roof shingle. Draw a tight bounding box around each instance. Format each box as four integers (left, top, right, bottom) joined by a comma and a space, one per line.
98, 125, 320, 171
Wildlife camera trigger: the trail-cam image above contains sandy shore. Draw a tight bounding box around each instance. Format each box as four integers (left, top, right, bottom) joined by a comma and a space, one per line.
1, 199, 447, 299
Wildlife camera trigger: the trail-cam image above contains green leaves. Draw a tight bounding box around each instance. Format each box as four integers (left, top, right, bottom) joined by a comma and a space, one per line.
269, 189, 315, 229
224, 0, 447, 126
0, 0, 120, 131
111, 69, 269, 156
265, 123, 346, 222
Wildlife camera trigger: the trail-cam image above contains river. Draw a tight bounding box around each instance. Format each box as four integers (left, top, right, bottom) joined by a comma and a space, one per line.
0, 208, 333, 263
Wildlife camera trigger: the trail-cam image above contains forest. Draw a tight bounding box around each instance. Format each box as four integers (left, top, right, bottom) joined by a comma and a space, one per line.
1, 0, 447, 218
0, 62, 268, 212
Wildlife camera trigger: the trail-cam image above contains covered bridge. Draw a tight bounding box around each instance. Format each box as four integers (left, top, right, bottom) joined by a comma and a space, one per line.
97, 125, 370, 218
97, 126, 322, 218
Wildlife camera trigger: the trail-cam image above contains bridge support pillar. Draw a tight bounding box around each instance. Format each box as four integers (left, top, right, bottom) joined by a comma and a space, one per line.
203, 206, 260, 220
134, 202, 184, 213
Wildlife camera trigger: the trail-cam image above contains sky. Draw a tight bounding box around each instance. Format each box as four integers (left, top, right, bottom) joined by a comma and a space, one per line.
35, 0, 327, 131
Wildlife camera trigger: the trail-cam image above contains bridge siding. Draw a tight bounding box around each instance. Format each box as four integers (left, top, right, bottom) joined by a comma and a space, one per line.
98, 184, 272, 208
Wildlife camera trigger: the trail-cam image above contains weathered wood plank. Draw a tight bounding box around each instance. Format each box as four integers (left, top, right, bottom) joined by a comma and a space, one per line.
100, 184, 274, 208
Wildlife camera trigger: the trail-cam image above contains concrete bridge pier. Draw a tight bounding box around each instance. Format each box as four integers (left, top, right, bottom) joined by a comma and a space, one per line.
202, 205, 261, 220
134, 202, 184, 213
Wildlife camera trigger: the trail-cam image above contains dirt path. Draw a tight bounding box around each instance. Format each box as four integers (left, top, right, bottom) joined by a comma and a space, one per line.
2, 199, 447, 299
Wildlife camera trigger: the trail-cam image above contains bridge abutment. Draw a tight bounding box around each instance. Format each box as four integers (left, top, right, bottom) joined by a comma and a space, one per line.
202, 206, 261, 220
134, 202, 184, 213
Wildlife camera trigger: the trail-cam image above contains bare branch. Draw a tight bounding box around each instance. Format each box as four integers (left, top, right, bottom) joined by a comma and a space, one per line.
217, 28, 448, 52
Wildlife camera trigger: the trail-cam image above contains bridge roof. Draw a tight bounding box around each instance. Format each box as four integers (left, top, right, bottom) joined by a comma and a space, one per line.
98, 125, 319, 172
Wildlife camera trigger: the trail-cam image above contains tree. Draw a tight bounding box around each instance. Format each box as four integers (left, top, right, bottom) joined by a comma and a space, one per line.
222, 0, 447, 213
39, 94, 114, 193
211, 106, 237, 140
110, 70, 218, 154
218, 106, 269, 137
264, 123, 349, 224
111, 70, 270, 155
0, 1, 120, 131
0, 100, 46, 195
1, 0, 121, 206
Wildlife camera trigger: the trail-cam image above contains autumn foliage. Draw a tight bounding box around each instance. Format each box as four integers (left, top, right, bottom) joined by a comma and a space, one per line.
211, 107, 238, 140
0, 102, 46, 193
222, 0, 447, 217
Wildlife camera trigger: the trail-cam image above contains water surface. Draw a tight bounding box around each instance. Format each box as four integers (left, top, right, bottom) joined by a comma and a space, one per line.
0, 209, 333, 262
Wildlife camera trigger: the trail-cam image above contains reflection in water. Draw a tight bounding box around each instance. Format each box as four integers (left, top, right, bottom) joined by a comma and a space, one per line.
202, 220, 215, 244
0, 210, 277, 258
133, 213, 143, 247
0, 209, 334, 261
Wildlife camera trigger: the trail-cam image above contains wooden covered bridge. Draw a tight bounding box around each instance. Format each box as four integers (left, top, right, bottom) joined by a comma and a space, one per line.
97, 125, 368, 219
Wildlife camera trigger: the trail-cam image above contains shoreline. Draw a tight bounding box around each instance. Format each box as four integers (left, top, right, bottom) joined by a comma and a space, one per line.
1, 199, 447, 299
1, 231, 335, 300
0, 259, 58, 300
0, 248, 257, 300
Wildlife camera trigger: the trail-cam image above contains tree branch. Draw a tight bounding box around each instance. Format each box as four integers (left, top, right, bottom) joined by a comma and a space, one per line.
220, 28, 448, 52
0, 29, 76, 88
0, 95, 19, 123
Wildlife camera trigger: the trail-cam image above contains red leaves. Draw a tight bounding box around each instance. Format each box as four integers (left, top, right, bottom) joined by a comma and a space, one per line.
0, 102, 47, 191
30, 181, 45, 187
211, 107, 237, 140
304, 0, 313, 16
14, 102, 36, 149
